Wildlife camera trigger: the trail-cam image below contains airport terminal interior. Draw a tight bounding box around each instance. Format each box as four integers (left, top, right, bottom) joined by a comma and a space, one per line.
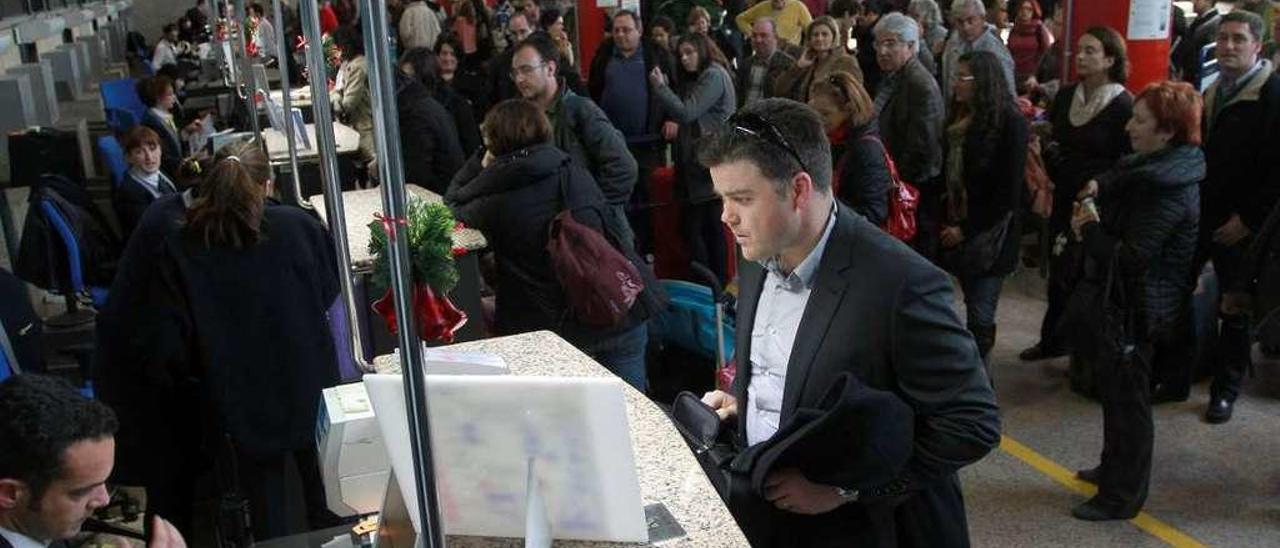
0, 1, 1278, 547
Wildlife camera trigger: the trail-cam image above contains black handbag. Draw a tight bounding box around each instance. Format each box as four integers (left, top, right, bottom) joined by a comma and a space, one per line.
1060, 250, 1136, 398
670, 391, 737, 498
942, 212, 1013, 277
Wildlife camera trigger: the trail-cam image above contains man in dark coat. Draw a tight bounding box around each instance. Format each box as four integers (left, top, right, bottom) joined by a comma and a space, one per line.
513, 35, 639, 249
699, 98, 1000, 548
1194, 10, 1280, 423
737, 17, 797, 107
1173, 0, 1221, 87
873, 13, 945, 259
588, 10, 676, 254
393, 72, 465, 194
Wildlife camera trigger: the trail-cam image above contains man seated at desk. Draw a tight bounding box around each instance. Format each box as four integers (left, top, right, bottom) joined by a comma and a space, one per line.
113, 126, 180, 239
698, 98, 1000, 547
0, 374, 188, 548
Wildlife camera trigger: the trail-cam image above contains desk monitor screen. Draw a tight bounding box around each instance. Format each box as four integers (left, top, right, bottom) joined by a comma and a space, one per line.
362, 374, 647, 543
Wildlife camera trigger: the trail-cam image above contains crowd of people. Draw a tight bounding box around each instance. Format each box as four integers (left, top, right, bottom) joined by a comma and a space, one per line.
9, 1, 1275, 547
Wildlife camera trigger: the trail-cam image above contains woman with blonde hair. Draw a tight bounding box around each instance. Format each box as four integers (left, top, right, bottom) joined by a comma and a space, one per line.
774, 16, 863, 102
808, 71, 891, 225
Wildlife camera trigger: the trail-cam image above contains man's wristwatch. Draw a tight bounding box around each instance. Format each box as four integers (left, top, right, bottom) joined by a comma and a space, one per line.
834, 486, 859, 503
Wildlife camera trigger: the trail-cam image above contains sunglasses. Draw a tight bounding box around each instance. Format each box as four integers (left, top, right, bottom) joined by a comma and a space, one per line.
730, 112, 809, 175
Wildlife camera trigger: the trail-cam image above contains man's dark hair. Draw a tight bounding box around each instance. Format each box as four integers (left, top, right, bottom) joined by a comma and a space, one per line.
865, 0, 893, 15
699, 98, 832, 195
163, 23, 178, 36
651, 15, 676, 34
613, 9, 640, 28
539, 7, 563, 30
401, 47, 442, 93
0, 375, 118, 500
1220, 10, 1265, 43
333, 24, 364, 57
515, 33, 561, 68
829, 0, 860, 18
248, 3, 265, 17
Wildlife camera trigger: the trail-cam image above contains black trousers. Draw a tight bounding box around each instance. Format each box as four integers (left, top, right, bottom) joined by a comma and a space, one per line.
236, 447, 335, 540
1093, 341, 1153, 513
683, 199, 728, 285
627, 143, 665, 258
1192, 235, 1253, 401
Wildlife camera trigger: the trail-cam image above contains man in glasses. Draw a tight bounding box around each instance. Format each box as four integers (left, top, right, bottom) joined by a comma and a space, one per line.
510, 35, 639, 248
941, 0, 1015, 106
699, 98, 999, 547
0, 375, 188, 548
873, 12, 945, 259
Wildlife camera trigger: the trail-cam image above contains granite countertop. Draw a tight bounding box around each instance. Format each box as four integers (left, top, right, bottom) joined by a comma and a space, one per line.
309, 186, 487, 269
263, 122, 359, 161
371, 331, 747, 547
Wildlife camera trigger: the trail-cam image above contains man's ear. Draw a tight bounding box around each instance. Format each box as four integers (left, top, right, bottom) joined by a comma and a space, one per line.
0, 479, 28, 511
790, 170, 815, 211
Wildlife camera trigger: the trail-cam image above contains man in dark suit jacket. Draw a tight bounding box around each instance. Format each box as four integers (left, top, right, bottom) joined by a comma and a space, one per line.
737, 17, 796, 108
699, 98, 1000, 547
0, 375, 187, 548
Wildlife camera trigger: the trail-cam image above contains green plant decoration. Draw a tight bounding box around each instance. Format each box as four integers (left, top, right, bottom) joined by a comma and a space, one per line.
367, 199, 459, 295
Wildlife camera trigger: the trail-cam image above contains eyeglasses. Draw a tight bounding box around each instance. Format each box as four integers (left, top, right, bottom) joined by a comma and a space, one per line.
957, 75, 976, 82
731, 112, 809, 175
509, 62, 545, 79
828, 74, 849, 101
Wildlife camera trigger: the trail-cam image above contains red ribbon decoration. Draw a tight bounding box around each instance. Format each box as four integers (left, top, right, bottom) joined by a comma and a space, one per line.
374, 212, 408, 239
372, 284, 467, 343
294, 35, 308, 51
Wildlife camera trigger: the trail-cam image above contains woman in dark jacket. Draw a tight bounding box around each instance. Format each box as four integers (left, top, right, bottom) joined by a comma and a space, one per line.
808, 71, 891, 226
104, 141, 342, 539
1068, 80, 1203, 521
446, 99, 660, 392
650, 32, 737, 283
941, 50, 1028, 362
400, 45, 484, 157
1022, 26, 1134, 361
393, 71, 465, 194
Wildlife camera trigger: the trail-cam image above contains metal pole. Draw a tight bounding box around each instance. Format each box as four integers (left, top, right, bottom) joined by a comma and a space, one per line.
271, 0, 308, 208
232, 0, 260, 138
359, 0, 446, 546
300, 0, 372, 372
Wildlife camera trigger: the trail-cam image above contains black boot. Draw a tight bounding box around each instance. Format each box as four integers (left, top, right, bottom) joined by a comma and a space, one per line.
1207, 314, 1251, 424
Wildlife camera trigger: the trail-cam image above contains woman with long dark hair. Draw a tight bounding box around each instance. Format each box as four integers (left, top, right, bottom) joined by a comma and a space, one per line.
649, 32, 737, 283
1021, 26, 1133, 361
940, 50, 1028, 363
808, 71, 891, 225
1067, 80, 1203, 521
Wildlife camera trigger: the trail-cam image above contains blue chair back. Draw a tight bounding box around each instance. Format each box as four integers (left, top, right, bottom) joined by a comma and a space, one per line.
0, 324, 13, 382
39, 200, 86, 295
97, 136, 129, 189
100, 78, 147, 132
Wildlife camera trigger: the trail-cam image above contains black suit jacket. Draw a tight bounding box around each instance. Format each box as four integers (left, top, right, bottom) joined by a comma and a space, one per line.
112, 172, 176, 239
729, 204, 1000, 548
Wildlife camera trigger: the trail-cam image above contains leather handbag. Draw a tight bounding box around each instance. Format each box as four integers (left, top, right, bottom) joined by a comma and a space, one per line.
670, 391, 736, 497
1025, 134, 1055, 218
941, 212, 1013, 278
859, 136, 919, 243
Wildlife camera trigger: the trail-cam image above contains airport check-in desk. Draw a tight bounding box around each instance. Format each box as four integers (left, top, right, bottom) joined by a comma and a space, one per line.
318, 331, 748, 547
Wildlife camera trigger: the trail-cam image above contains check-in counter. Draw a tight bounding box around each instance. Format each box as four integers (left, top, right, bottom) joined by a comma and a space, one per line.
359, 331, 750, 547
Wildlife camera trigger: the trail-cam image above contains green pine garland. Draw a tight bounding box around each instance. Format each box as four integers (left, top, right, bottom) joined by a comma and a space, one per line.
367, 199, 460, 294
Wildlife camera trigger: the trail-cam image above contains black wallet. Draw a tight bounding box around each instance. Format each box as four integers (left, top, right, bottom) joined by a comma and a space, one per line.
670, 391, 737, 497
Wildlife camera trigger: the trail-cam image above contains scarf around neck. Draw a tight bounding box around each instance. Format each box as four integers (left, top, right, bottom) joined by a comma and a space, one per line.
1069, 82, 1125, 127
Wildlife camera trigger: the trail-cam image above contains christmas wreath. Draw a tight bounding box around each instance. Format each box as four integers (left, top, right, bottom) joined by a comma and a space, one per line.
367, 199, 466, 342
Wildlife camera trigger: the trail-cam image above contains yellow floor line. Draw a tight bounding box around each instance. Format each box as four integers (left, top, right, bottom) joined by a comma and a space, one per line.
998, 436, 1206, 548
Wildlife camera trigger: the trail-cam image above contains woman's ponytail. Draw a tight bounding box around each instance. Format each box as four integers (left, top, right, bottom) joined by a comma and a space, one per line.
185, 140, 272, 249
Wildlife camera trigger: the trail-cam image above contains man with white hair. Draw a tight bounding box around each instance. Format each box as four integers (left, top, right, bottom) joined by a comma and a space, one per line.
873, 12, 946, 258
941, 0, 1015, 105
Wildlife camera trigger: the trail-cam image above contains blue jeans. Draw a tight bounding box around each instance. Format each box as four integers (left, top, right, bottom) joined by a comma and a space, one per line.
960, 275, 1005, 328
577, 323, 649, 393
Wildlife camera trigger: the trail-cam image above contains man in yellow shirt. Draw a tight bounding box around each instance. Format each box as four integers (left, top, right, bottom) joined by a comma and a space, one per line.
736, 0, 814, 49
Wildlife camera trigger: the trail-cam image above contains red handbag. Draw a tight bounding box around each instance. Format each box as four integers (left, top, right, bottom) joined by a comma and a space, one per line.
861, 136, 919, 243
